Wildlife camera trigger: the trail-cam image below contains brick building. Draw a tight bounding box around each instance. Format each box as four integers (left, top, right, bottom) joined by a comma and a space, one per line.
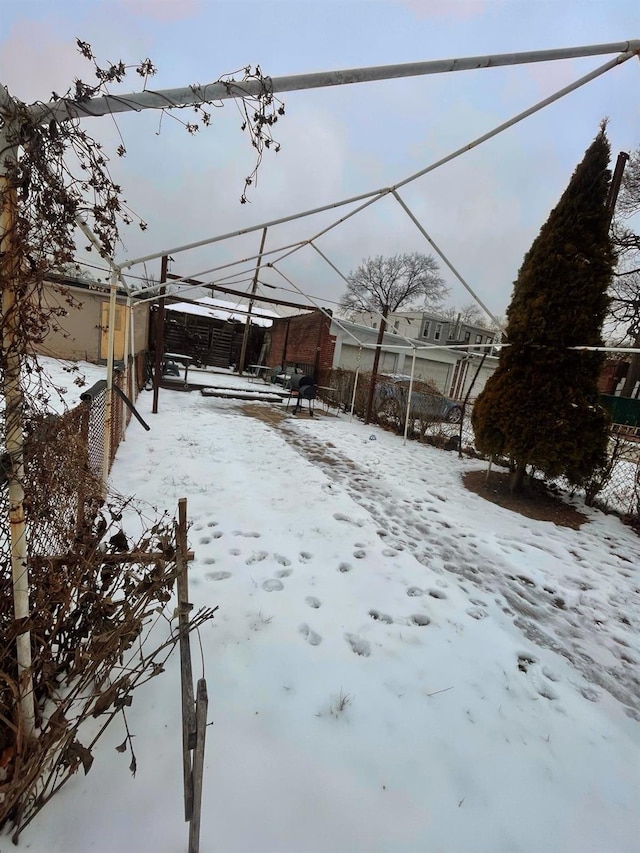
266, 309, 336, 385
266, 308, 499, 400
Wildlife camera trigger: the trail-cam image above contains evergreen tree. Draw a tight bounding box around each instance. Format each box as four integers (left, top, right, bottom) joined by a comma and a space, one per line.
472, 125, 615, 492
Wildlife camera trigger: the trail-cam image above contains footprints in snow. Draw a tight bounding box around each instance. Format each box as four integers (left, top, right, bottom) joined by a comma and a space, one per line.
345, 633, 371, 657
299, 623, 322, 646
405, 586, 447, 600
517, 651, 563, 703
369, 609, 393, 624
205, 570, 231, 581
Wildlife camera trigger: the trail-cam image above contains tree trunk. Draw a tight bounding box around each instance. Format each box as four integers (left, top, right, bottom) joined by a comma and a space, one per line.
364, 306, 388, 425
510, 461, 527, 494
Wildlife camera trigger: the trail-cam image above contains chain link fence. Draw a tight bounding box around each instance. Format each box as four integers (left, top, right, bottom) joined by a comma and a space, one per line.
0, 358, 180, 836
326, 369, 640, 524
1, 368, 132, 637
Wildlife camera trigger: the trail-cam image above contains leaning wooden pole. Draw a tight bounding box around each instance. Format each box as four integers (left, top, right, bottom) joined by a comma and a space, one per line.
364, 308, 388, 425
238, 227, 267, 375
176, 498, 196, 822
188, 679, 209, 853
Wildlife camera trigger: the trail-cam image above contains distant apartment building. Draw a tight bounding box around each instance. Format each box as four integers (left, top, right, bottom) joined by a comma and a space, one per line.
354, 309, 497, 354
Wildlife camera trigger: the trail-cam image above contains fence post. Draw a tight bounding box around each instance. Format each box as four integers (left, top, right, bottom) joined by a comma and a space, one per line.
176, 497, 196, 822
188, 678, 208, 853
76, 400, 91, 534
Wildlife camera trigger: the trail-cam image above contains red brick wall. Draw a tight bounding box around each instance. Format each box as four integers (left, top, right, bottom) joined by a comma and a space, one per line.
598, 359, 628, 394
267, 310, 336, 383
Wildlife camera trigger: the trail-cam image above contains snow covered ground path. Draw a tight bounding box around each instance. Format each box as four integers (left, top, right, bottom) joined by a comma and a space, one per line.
20, 367, 640, 853
272, 411, 640, 717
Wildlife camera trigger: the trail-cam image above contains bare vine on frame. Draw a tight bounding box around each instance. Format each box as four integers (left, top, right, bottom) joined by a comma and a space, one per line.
2, 38, 284, 838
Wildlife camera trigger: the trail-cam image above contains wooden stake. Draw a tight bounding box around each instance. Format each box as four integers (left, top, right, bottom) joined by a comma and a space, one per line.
176, 497, 196, 821
188, 679, 208, 853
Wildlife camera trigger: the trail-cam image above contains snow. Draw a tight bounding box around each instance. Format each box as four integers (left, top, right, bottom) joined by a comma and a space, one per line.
166, 296, 277, 327
17, 360, 640, 853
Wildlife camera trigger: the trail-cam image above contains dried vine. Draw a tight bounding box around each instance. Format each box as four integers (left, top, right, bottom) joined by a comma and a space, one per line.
1, 40, 284, 837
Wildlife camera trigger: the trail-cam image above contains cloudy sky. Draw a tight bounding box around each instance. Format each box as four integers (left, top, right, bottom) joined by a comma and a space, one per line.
1, 0, 639, 319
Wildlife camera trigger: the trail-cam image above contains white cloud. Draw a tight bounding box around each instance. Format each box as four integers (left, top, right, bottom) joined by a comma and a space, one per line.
119, 0, 202, 22
398, 0, 495, 21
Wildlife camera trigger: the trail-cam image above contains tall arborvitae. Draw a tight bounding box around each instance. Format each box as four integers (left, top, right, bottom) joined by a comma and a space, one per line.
472, 124, 615, 492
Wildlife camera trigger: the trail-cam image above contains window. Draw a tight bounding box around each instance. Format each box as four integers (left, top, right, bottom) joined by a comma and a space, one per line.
475, 334, 483, 344
464, 331, 471, 344
394, 320, 400, 331
422, 321, 431, 339
434, 323, 443, 342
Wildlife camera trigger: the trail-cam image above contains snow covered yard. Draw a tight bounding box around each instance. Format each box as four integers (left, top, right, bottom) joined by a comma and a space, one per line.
20, 366, 640, 853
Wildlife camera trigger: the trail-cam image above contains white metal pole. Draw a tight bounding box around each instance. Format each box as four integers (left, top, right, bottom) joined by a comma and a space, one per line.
403, 349, 418, 446
392, 190, 500, 326
27, 42, 640, 125
121, 295, 131, 442
119, 46, 638, 275
102, 267, 120, 489
308, 241, 424, 351
121, 188, 387, 270
0, 125, 35, 736
350, 347, 362, 422
129, 293, 136, 400
132, 239, 307, 298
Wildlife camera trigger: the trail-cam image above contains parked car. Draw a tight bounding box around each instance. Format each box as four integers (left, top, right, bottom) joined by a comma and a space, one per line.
375, 375, 463, 425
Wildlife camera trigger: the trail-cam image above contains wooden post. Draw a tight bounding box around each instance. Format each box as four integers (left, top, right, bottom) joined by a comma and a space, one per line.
188, 679, 209, 853
176, 497, 196, 821
238, 227, 267, 375
364, 305, 388, 425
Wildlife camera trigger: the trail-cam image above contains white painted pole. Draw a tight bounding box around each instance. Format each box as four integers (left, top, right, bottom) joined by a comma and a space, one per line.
26, 42, 640, 125
308, 241, 423, 351
392, 190, 500, 327
132, 239, 307, 298
0, 126, 35, 736
350, 347, 362, 422
403, 349, 418, 446
118, 46, 638, 274
129, 293, 136, 399
121, 295, 131, 442
103, 267, 120, 489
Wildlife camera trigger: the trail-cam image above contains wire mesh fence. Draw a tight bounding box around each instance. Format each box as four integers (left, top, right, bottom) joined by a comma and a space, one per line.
0, 360, 191, 838
1, 379, 122, 650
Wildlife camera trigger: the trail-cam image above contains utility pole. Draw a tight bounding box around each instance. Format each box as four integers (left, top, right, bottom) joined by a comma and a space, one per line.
152, 255, 169, 413
606, 151, 629, 225
364, 305, 388, 425
605, 151, 640, 398
238, 228, 267, 375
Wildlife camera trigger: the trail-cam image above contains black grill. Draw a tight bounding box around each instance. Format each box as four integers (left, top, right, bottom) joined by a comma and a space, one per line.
287, 374, 316, 415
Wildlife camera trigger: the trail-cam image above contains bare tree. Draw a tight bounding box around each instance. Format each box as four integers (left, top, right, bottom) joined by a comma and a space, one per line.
341, 252, 446, 317
340, 252, 447, 423
610, 145, 640, 395
440, 302, 490, 327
